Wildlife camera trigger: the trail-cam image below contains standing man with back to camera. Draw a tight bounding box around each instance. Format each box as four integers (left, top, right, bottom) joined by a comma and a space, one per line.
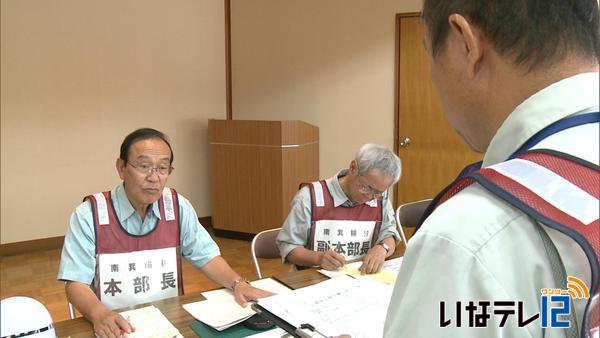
277, 143, 401, 274
58, 128, 272, 338
385, 0, 599, 337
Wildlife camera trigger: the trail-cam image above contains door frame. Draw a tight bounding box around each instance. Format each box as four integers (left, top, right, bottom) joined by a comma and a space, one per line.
393, 12, 421, 209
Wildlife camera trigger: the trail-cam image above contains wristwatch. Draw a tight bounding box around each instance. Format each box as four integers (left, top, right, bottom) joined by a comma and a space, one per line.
378, 242, 390, 254
230, 277, 249, 291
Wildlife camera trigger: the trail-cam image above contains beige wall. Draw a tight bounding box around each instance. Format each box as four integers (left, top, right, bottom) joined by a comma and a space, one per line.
1, 0, 226, 244
230, 0, 422, 178
1, 0, 424, 244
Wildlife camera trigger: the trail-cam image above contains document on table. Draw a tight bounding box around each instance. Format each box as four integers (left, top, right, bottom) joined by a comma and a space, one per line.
256, 275, 394, 338
318, 256, 403, 284
182, 278, 292, 331
119, 305, 183, 338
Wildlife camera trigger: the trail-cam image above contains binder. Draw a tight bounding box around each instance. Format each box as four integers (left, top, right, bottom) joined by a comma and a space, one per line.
189, 319, 273, 338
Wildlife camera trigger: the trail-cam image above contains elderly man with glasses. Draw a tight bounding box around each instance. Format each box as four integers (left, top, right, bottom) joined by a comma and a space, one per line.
58, 128, 272, 338
277, 143, 402, 274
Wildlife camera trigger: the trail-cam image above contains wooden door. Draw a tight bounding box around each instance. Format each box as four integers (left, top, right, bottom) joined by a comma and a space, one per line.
394, 14, 482, 207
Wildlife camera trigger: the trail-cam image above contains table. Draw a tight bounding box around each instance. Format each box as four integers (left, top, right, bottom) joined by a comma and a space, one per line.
54, 269, 329, 337
54, 247, 404, 337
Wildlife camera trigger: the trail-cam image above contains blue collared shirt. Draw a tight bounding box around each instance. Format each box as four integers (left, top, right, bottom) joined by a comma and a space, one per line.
58, 183, 220, 284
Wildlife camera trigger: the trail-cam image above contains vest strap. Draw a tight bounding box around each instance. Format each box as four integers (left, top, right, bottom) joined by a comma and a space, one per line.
535, 221, 579, 338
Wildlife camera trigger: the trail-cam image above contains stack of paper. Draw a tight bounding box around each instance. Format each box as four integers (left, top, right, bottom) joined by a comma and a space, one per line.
182, 278, 291, 331
119, 305, 182, 338
318, 256, 403, 284
256, 275, 394, 338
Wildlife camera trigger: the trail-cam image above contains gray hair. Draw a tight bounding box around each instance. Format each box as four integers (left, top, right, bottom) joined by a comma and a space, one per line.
355, 144, 401, 183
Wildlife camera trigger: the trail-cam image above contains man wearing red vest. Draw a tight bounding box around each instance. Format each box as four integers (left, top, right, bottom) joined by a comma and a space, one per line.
58, 128, 271, 337
384, 1, 599, 338
277, 143, 401, 274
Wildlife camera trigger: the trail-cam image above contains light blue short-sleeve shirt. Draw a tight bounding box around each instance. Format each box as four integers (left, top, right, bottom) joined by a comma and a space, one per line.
58, 184, 220, 284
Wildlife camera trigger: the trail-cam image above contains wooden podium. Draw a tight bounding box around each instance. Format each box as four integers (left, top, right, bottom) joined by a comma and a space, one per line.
208, 120, 319, 237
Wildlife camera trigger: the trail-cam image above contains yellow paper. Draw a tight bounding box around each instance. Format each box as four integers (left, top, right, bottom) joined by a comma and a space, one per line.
340, 268, 397, 284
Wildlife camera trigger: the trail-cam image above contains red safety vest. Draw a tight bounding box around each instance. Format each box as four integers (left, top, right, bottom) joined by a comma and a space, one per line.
430, 149, 599, 337
303, 180, 383, 260
86, 188, 184, 309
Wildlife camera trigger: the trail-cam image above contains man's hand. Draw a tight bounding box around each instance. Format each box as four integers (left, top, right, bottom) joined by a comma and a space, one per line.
359, 244, 386, 274
65, 281, 135, 338
319, 250, 346, 270
90, 307, 134, 338
233, 282, 275, 307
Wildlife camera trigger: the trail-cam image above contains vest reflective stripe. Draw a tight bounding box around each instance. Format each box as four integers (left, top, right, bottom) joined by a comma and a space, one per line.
162, 188, 176, 221
366, 199, 378, 207
488, 159, 599, 225
92, 192, 110, 225
86, 188, 184, 309
312, 181, 325, 207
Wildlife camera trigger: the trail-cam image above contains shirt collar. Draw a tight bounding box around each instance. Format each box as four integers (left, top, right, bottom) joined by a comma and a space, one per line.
113, 183, 162, 222
327, 169, 355, 207
483, 72, 600, 167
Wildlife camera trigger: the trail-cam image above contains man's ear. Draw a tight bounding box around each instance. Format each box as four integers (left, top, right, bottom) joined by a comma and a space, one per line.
116, 158, 126, 180
448, 14, 484, 78
349, 160, 358, 175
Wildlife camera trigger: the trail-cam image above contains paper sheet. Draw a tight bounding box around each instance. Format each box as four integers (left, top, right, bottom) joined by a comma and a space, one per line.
318, 256, 403, 284
341, 268, 397, 284
119, 305, 182, 338
200, 278, 292, 300
182, 278, 292, 331
257, 275, 394, 338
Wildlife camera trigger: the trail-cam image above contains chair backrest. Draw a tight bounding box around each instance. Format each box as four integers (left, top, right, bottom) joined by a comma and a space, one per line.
250, 228, 282, 279
395, 199, 432, 249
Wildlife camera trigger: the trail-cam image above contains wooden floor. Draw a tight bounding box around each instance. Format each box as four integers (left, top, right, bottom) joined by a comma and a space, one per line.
0, 229, 290, 323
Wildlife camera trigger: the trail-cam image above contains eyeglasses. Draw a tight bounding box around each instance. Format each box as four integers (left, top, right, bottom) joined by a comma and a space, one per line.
357, 180, 386, 200
127, 162, 173, 176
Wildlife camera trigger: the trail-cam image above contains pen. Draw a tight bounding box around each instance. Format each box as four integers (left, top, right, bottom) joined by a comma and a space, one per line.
325, 242, 347, 269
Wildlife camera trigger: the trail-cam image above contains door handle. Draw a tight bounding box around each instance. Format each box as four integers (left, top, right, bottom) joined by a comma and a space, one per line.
399, 137, 411, 147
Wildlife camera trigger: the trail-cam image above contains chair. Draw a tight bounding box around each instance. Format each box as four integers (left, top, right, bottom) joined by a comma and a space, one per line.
395, 199, 432, 250
250, 228, 282, 279
68, 301, 76, 319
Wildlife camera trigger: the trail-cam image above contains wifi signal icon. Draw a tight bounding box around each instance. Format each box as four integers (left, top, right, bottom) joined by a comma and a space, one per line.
566, 276, 590, 299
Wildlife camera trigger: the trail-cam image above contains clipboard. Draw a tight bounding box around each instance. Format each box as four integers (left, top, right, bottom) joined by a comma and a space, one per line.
251, 303, 328, 338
